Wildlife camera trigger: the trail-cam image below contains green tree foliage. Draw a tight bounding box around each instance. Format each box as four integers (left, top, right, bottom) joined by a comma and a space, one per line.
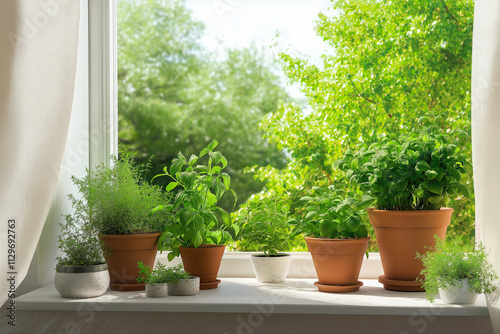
118, 0, 289, 211
250, 0, 474, 250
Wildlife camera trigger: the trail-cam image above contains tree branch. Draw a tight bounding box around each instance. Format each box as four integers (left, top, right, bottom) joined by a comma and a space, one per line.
348, 78, 377, 104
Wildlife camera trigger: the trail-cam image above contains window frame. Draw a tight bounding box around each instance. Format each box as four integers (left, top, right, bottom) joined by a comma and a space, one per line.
93, 0, 388, 279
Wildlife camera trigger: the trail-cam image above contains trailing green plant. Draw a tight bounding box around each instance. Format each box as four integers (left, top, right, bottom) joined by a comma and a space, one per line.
288, 185, 373, 239
417, 236, 497, 302
334, 120, 470, 210
153, 140, 238, 261
56, 191, 105, 268
79, 151, 168, 235
136, 262, 190, 285
234, 194, 295, 256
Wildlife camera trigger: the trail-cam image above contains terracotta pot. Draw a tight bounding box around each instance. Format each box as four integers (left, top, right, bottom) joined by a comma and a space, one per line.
99, 232, 160, 291
305, 237, 369, 292
180, 245, 225, 289
367, 208, 452, 291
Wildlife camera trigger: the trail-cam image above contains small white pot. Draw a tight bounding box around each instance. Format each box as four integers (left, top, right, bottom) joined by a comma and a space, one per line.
55, 264, 109, 298
168, 276, 200, 296
250, 254, 291, 283
438, 279, 479, 304
145, 283, 168, 298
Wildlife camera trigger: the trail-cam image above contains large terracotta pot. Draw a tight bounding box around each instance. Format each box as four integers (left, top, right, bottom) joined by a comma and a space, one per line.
99, 232, 160, 291
180, 245, 225, 290
305, 237, 369, 293
367, 208, 452, 291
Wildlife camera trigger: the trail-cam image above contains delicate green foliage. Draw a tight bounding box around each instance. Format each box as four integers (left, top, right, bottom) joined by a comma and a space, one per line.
118, 0, 289, 212
253, 0, 475, 249
56, 195, 104, 267
336, 121, 470, 210
136, 262, 190, 285
417, 236, 497, 302
234, 194, 296, 256
81, 151, 168, 235
154, 141, 238, 258
290, 185, 372, 240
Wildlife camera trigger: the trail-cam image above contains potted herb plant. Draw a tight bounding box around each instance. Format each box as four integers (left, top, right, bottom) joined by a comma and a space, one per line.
153, 140, 238, 289
417, 237, 497, 304
335, 122, 471, 291
54, 195, 109, 298
136, 262, 199, 298
289, 186, 372, 293
234, 195, 295, 283
77, 152, 167, 291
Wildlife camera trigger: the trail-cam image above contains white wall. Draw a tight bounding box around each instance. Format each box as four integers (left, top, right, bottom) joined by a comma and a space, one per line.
16, 0, 90, 296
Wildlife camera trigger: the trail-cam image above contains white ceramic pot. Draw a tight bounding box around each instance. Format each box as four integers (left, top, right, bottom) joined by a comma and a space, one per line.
145, 283, 168, 298
438, 279, 479, 304
54, 264, 109, 298
168, 276, 200, 296
250, 254, 291, 283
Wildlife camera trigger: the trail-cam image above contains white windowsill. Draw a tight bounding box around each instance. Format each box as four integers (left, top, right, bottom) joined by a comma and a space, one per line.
16, 278, 488, 317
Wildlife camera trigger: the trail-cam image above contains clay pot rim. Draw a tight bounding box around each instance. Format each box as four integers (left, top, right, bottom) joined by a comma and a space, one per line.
99, 232, 161, 240
304, 236, 370, 242
180, 244, 225, 249
367, 207, 454, 213
251, 253, 291, 258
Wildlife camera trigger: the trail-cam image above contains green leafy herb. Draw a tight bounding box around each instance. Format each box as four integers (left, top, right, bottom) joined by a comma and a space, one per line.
234, 194, 295, 257
153, 140, 238, 260
335, 122, 470, 210
136, 262, 190, 285
417, 236, 497, 302
288, 185, 372, 239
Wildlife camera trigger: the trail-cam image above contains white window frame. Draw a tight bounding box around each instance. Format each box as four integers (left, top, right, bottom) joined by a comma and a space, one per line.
88, 0, 384, 279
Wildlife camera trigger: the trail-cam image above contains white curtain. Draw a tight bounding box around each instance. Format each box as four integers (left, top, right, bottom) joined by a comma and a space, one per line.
0, 0, 81, 307
472, 0, 500, 333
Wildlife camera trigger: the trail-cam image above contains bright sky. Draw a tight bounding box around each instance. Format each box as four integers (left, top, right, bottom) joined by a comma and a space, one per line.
185, 0, 334, 99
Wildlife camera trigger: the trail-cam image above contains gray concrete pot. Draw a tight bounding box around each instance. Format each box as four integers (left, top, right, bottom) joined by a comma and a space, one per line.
55, 264, 109, 298
145, 283, 168, 298
168, 276, 200, 296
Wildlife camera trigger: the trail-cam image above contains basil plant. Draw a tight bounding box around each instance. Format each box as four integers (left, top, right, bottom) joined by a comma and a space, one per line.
153, 140, 238, 261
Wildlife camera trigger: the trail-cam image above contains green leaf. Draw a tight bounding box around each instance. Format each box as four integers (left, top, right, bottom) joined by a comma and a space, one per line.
166, 181, 178, 191
425, 170, 438, 180
212, 166, 222, 174
429, 196, 443, 204
427, 183, 443, 195
208, 139, 218, 151
188, 155, 198, 166
416, 161, 431, 172
221, 173, 231, 190
180, 210, 196, 225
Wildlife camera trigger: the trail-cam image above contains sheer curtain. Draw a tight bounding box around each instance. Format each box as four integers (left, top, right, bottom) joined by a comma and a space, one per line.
472, 0, 500, 333
0, 0, 81, 307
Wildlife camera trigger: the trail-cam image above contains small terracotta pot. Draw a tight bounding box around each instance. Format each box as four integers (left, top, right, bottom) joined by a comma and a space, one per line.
180, 245, 225, 289
99, 232, 160, 291
367, 208, 452, 291
305, 237, 369, 292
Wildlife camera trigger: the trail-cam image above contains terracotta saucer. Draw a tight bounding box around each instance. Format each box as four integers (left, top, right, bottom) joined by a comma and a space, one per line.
200, 279, 221, 290
314, 281, 363, 293
110, 282, 145, 291
378, 275, 424, 292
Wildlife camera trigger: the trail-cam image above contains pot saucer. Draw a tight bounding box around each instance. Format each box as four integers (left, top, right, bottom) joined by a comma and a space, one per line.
200, 279, 221, 290
314, 281, 363, 293
378, 275, 424, 292
110, 282, 145, 291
